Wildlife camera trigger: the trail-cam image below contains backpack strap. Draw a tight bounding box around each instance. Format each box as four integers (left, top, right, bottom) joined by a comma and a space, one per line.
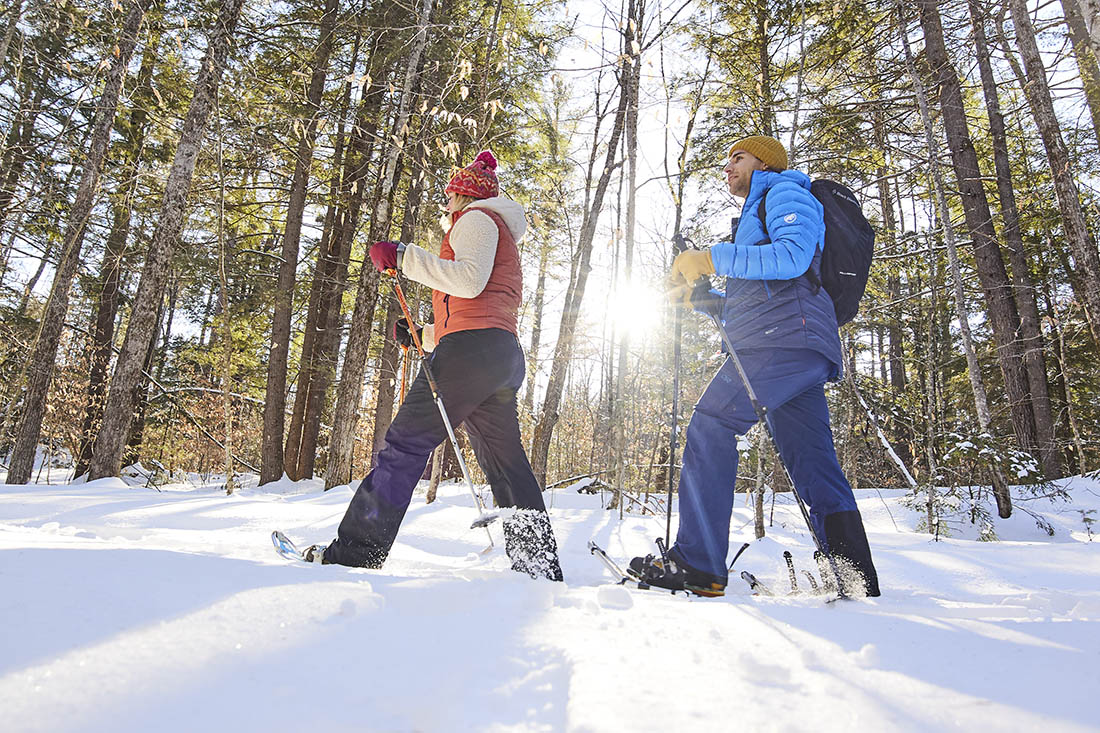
755, 194, 822, 291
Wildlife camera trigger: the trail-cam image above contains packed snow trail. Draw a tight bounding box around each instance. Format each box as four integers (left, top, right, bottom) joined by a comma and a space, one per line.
1, 475, 1098, 732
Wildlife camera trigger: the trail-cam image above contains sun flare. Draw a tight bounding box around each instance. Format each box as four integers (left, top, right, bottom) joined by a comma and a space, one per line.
605, 278, 666, 342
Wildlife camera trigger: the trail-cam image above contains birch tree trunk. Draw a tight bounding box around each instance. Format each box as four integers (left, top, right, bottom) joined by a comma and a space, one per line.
1004, 0, 1100, 350
613, 0, 642, 503
260, 0, 340, 486
88, 0, 246, 480
7, 0, 150, 484
326, 0, 433, 489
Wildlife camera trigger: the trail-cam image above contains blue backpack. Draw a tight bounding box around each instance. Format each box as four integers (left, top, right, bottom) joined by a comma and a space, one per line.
757, 179, 874, 326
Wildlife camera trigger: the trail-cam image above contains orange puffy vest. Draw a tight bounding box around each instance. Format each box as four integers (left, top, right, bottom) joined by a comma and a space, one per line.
431, 206, 523, 341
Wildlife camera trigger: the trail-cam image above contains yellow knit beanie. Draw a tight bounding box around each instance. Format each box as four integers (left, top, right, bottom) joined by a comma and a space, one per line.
728, 135, 788, 171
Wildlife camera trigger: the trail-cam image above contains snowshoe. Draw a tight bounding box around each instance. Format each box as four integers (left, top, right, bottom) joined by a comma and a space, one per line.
503, 509, 564, 582
627, 546, 726, 598
272, 530, 328, 564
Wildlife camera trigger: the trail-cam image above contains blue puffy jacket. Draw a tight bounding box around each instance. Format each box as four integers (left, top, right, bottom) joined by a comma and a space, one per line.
709, 169, 843, 377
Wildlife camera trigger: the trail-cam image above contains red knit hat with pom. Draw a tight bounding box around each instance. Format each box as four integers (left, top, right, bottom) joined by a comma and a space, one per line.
445, 150, 499, 199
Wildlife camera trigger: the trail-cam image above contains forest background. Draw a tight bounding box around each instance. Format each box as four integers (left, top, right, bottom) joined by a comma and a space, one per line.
2, 0, 1099, 536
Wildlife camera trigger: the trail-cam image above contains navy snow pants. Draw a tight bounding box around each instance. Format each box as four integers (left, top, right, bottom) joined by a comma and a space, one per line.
674, 348, 870, 582
324, 328, 551, 569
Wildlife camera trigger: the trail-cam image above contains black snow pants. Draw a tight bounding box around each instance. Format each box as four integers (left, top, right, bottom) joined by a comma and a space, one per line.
323, 328, 562, 580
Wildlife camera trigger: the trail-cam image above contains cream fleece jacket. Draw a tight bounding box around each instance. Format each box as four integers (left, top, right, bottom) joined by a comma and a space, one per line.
400, 196, 527, 351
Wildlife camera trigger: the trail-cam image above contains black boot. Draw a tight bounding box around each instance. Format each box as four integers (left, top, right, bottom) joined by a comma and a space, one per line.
824, 510, 880, 597
628, 546, 726, 597
503, 509, 564, 581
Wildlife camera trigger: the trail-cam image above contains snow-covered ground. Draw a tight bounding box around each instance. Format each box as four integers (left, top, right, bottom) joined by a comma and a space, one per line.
1, 471, 1098, 733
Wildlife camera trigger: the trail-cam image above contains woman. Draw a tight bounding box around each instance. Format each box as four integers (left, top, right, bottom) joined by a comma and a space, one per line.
310, 150, 563, 581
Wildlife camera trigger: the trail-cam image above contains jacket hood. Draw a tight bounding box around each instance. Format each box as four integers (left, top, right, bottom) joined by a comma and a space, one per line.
465, 196, 527, 243
747, 168, 811, 201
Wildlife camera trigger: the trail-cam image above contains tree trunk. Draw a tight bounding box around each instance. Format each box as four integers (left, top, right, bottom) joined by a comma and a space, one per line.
1061, 0, 1100, 145
122, 293, 167, 469
426, 443, 444, 503
530, 50, 633, 487
902, 19, 994, 431
7, 0, 150, 484
0, 0, 21, 69
756, 3, 775, 137
370, 152, 427, 468
260, 0, 340, 485
74, 198, 127, 478
475, 0, 505, 144
326, 0, 433, 489
523, 243, 549, 417
871, 96, 914, 470
1004, 0, 1100, 350
1041, 271, 1087, 474
74, 30, 159, 479
612, 0, 642, 503
286, 49, 382, 481
1074, 0, 1100, 50
88, 0, 246, 480
0, 59, 46, 239
283, 37, 363, 480
915, 1, 1038, 466
970, 0, 1062, 479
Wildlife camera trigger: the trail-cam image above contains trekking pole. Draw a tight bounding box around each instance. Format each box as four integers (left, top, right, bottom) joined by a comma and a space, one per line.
387, 268, 498, 539
665, 232, 688, 547
690, 278, 848, 598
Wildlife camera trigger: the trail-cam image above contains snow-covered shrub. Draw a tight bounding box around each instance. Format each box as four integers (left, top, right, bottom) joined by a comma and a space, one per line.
900, 432, 1052, 540
941, 432, 1043, 485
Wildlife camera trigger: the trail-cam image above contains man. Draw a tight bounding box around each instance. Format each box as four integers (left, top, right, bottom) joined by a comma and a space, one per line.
631, 135, 879, 598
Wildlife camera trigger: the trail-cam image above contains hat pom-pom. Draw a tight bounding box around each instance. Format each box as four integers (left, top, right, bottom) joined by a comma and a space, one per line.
474, 149, 497, 171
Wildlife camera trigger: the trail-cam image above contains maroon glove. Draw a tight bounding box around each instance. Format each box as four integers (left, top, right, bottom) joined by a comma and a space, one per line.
392, 319, 421, 348
369, 241, 399, 272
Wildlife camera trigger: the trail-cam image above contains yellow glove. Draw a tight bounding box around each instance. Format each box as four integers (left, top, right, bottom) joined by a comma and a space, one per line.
669, 249, 715, 286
